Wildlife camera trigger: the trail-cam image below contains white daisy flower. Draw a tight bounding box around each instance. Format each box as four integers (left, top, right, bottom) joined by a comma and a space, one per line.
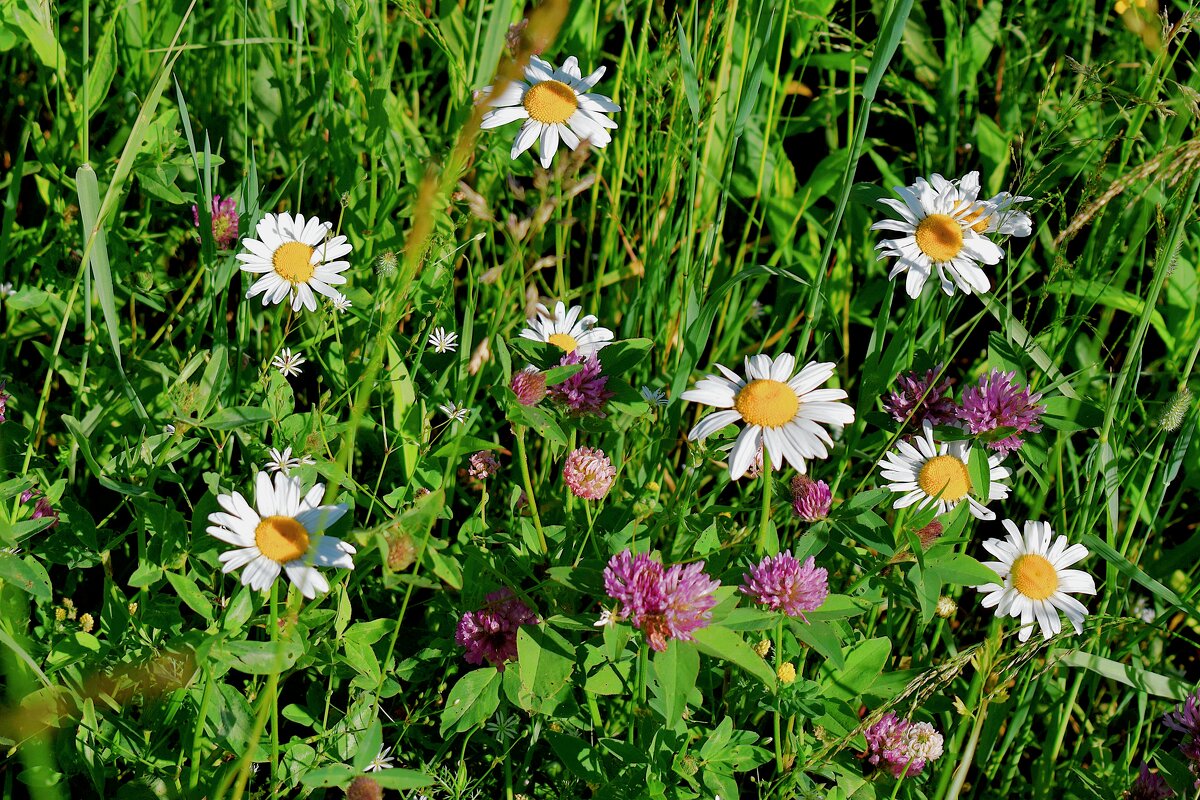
271, 348, 306, 378
976, 520, 1097, 642
947, 171, 1033, 238
879, 421, 1011, 521
480, 55, 620, 169
206, 471, 355, 599
236, 211, 352, 313
363, 744, 396, 772
428, 326, 459, 354
519, 301, 614, 357
871, 173, 1005, 298
640, 386, 668, 407
680, 354, 855, 480
438, 402, 470, 424
330, 293, 352, 313
265, 446, 315, 475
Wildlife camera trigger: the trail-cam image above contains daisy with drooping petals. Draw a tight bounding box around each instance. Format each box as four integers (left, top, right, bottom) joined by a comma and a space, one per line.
872, 173, 1005, 298
975, 520, 1097, 642
681, 354, 855, 480
879, 421, 1010, 520
947, 171, 1033, 238
237, 212, 353, 313
519, 301, 614, 356
206, 471, 355, 599
480, 55, 620, 169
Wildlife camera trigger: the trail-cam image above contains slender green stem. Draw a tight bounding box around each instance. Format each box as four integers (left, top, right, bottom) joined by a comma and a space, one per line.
773, 614, 785, 773
943, 698, 988, 800
514, 426, 547, 554
758, 467, 773, 555
188, 669, 216, 789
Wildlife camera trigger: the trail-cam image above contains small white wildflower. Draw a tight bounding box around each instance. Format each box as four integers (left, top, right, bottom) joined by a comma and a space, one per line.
0, 282, 14, 298
594, 607, 616, 627
330, 293, 352, 313
271, 348, 306, 378
364, 744, 395, 772
265, 446, 315, 475
428, 326, 459, 354
438, 402, 470, 424
639, 386, 668, 407
164, 424, 177, 435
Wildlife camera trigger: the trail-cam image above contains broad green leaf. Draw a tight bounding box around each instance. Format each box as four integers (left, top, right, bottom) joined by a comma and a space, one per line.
211, 638, 304, 675
351, 720, 384, 772
653, 641, 699, 727
516, 625, 575, 715
818, 637, 890, 701
165, 571, 213, 622
927, 553, 1001, 587
1057, 650, 1192, 701
692, 625, 776, 690
197, 406, 273, 431
440, 668, 501, 736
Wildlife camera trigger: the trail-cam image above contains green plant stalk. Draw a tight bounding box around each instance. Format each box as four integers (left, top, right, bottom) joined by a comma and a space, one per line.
774, 614, 785, 773
514, 425, 547, 554
188, 668, 217, 789
943, 697, 988, 800
758, 468, 773, 555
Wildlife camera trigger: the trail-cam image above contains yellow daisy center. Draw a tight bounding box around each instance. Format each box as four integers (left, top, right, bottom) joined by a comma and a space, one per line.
917, 455, 972, 502
914, 214, 965, 262
954, 201, 991, 234
735, 379, 800, 428
523, 80, 579, 125
1011, 554, 1058, 600
255, 515, 310, 564
273, 241, 316, 285
547, 332, 578, 352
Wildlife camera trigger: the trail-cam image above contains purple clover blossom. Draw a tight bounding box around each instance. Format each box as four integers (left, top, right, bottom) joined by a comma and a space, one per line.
0, 381, 8, 424
741, 551, 829, 620
1165, 689, 1200, 737
563, 447, 616, 500
510, 367, 547, 406
958, 369, 1046, 455
548, 352, 613, 417
790, 475, 832, 521
882, 367, 959, 429
192, 195, 240, 249
468, 451, 501, 481
21, 487, 59, 528
863, 713, 943, 778
603, 550, 720, 652
454, 588, 539, 670
1127, 763, 1175, 800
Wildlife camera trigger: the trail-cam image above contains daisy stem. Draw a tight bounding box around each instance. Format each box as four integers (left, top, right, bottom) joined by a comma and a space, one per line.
758, 468, 773, 556
514, 426, 547, 555
269, 583, 280, 800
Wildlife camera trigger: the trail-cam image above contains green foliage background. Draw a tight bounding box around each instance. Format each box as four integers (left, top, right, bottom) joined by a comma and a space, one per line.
0, 0, 1199, 797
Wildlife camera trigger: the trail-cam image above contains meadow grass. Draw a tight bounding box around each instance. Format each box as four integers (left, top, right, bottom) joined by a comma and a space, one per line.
1, 0, 1199, 798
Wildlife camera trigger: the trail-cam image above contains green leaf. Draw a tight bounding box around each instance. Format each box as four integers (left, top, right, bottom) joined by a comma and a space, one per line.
1056, 650, 1193, 701
371, 770, 438, 790
1040, 396, 1105, 433
676, 22, 701, 123
164, 571, 214, 622
210, 638, 304, 675
516, 625, 576, 715
440, 668, 502, 736
968, 445, 991, 503
351, 720, 383, 772
597, 338, 654, 377
299, 765, 356, 788
692, 625, 776, 690
0, 553, 51, 602
197, 406, 274, 431
653, 641, 699, 727
818, 637, 890, 701
927, 553, 1000, 587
